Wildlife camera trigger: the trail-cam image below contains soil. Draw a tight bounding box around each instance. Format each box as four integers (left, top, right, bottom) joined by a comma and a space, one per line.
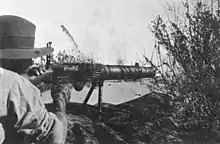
45, 93, 161, 144
43, 92, 214, 144
44, 91, 220, 144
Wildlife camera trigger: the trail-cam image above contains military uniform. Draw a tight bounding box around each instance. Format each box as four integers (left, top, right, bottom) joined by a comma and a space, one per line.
0, 66, 71, 144
0, 15, 72, 144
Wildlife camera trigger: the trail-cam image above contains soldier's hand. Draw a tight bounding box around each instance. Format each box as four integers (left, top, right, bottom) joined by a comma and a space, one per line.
26, 66, 52, 92
27, 66, 46, 77
51, 79, 74, 104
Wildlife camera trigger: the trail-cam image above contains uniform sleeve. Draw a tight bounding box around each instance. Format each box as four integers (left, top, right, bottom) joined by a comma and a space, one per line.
51, 79, 73, 104
4, 75, 54, 143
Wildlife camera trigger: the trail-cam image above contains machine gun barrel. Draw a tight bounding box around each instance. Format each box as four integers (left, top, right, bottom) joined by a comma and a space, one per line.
101, 64, 155, 81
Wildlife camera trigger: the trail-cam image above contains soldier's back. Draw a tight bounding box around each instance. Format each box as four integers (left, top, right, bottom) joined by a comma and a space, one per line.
0, 68, 19, 120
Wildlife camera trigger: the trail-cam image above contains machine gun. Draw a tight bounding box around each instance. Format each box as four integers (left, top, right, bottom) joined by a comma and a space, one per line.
30, 62, 155, 119
29, 42, 156, 120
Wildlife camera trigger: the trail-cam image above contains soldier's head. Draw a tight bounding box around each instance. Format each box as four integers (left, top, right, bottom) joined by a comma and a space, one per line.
0, 15, 53, 74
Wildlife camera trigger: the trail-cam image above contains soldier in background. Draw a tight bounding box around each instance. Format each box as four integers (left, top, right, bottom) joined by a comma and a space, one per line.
0, 15, 72, 144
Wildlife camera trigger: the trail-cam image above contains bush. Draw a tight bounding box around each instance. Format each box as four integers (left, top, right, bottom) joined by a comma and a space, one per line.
146, 0, 220, 142
34, 48, 96, 67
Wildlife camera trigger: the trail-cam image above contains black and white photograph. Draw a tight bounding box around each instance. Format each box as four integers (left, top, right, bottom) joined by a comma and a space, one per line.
1, 0, 220, 144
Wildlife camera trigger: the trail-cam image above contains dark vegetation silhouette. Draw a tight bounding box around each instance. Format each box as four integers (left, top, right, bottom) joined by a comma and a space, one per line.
144, 0, 220, 143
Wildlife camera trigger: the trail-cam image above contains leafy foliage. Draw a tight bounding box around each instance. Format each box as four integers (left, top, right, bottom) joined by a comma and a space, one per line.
146, 0, 220, 142
54, 49, 96, 64
35, 49, 96, 67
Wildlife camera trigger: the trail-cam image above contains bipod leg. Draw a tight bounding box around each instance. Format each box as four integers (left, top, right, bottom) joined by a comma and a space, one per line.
83, 81, 96, 105
98, 81, 103, 121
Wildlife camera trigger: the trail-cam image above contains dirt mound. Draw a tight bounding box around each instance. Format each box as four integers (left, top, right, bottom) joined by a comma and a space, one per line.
46, 102, 151, 144
45, 92, 175, 144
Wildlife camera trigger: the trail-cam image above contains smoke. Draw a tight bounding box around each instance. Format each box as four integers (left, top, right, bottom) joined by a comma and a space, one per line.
80, 30, 101, 61
79, 0, 112, 63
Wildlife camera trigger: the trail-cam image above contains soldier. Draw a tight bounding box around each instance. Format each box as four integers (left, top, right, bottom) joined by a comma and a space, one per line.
0, 15, 72, 144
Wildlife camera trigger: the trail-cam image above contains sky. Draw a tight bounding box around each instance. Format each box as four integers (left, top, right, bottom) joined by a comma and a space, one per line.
0, 0, 176, 64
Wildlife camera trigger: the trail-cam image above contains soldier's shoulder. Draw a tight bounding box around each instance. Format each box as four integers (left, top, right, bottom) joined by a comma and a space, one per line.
0, 67, 27, 85
1, 67, 20, 78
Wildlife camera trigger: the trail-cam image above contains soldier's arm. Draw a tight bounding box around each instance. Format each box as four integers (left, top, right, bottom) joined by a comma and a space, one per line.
4, 74, 55, 143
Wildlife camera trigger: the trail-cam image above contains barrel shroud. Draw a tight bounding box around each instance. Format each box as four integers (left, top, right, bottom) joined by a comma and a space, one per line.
100, 64, 155, 81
